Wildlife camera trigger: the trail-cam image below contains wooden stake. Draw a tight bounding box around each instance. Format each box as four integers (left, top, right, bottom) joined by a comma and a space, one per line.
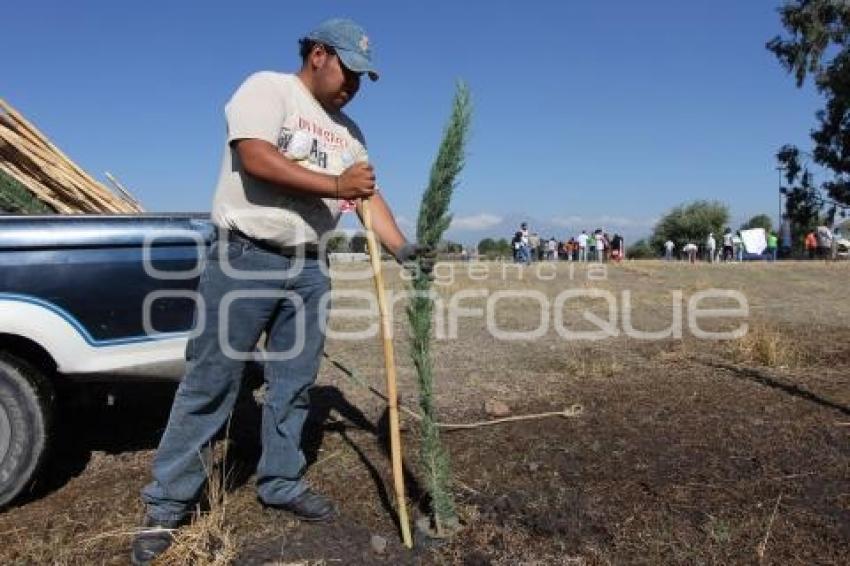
360, 198, 413, 549
105, 171, 143, 211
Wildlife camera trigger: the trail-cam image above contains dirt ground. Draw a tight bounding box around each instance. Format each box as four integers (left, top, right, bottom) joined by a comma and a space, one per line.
1, 260, 848, 564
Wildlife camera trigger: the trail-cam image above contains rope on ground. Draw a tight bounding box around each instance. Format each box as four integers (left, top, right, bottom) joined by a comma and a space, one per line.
323, 352, 584, 430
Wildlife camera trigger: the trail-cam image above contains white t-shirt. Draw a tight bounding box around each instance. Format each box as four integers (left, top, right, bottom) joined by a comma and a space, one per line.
707, 236, 716, 250
577, 233, 588, 248
723, 233, 733, 247
664, 240, 675, 251
212, 72, 367, 247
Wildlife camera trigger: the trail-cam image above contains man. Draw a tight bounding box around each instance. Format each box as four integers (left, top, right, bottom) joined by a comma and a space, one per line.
832, 227, 843, 260
816, 226, 833, 259
732, 231, 744, 262
131, 18, 431, 565
610, 233, 623, 262
595, 230, 605, 263
511, 230, 523, 262
577, 230, 588, 262
664, 239, 675, 261
766, 232, 779, 262
683, 242, 698, 263
805, 230, 817, 259
706, 232, 716, 263
519, 222, 531, 264
722, 228, 734, 262
529, 231, 541, 262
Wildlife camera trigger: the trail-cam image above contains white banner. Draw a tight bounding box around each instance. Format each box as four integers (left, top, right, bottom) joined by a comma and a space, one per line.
740, 228, 767, 255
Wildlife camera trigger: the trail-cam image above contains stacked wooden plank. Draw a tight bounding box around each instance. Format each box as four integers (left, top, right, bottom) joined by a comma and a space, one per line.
0, 99, 143, 213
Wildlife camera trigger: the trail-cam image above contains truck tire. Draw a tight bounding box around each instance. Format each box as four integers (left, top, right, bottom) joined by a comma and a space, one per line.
0, 353, 53, 507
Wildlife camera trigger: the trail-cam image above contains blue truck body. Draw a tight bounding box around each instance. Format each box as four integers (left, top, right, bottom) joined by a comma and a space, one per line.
0, 214, 213, 506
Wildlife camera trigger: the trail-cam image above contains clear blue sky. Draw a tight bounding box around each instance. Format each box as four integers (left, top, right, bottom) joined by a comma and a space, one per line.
3, 0, 825, 243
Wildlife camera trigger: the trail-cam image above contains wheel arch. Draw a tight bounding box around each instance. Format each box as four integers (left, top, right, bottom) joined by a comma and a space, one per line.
0, 334, 58, 382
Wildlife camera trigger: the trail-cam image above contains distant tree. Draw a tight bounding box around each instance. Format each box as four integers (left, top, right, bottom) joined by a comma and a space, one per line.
767, 0, 850, 213
326, 233, 349, 253
477, 237, 496, 255
740, 214, 773, 233
777, 146, 825, 242
475, 237, 512, 259
349, 234, 368, 253
494, 238, 512, 258
626, 238, 656, 259
650, 200, 730, 251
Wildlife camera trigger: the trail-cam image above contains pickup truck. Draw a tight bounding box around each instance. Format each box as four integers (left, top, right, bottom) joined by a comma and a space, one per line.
0, 214, 213, 506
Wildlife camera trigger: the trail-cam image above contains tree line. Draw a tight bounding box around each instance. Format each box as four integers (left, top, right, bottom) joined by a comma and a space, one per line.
769, 0, 850, 235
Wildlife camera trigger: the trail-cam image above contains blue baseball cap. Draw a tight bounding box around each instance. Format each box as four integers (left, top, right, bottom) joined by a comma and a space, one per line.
306, 18, 379, 81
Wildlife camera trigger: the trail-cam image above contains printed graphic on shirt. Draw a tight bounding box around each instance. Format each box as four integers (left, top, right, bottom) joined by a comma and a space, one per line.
277, 116, 356, 171
276, 116, 360, 213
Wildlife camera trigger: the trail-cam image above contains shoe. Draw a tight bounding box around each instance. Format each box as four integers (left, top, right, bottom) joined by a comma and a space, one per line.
130, 515, 184, 565
264, 488, 336, 522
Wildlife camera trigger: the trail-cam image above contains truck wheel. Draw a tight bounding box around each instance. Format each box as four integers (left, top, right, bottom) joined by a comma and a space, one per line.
0, 353, 53, 507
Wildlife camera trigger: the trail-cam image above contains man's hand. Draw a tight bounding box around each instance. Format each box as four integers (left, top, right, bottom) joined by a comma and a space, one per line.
338, 162, 376, 199
395, 242, 437, 275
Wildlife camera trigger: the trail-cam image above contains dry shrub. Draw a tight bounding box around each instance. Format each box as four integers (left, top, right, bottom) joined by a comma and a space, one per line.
565, 347, 623, 379
731, 324, 800, 368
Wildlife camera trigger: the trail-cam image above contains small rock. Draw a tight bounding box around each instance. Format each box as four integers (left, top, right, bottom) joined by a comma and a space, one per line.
484, 399, 511, 418
527, 462, 540, 472
370, 534, 388, 555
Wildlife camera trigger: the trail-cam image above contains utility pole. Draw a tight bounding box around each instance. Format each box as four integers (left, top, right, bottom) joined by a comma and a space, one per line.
776, 165, 785, 227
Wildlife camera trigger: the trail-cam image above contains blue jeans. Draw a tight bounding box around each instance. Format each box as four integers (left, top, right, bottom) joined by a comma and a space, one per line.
142, 236, 331, 522
519, 245, 531, 264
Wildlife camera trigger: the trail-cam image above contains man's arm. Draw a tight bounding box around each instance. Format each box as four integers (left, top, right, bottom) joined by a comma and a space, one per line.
235, 139, 376, 200
355, 191, 406, 257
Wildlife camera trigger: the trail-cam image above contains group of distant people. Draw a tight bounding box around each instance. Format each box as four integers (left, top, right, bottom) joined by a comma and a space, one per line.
664, 228, 778, 263
512, 222, 625, 263
803, 226, 844, 260
505, 222, 847, 265
662, 225, 848, 263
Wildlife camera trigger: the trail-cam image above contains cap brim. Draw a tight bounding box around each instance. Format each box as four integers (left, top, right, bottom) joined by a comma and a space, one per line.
336, 48, 379, 81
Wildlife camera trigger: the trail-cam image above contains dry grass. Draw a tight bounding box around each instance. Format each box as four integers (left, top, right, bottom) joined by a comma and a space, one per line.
156, 437, 238, 565
730, 324, 801, 368
564, 347, 624, 379
260, 561, 332, 566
